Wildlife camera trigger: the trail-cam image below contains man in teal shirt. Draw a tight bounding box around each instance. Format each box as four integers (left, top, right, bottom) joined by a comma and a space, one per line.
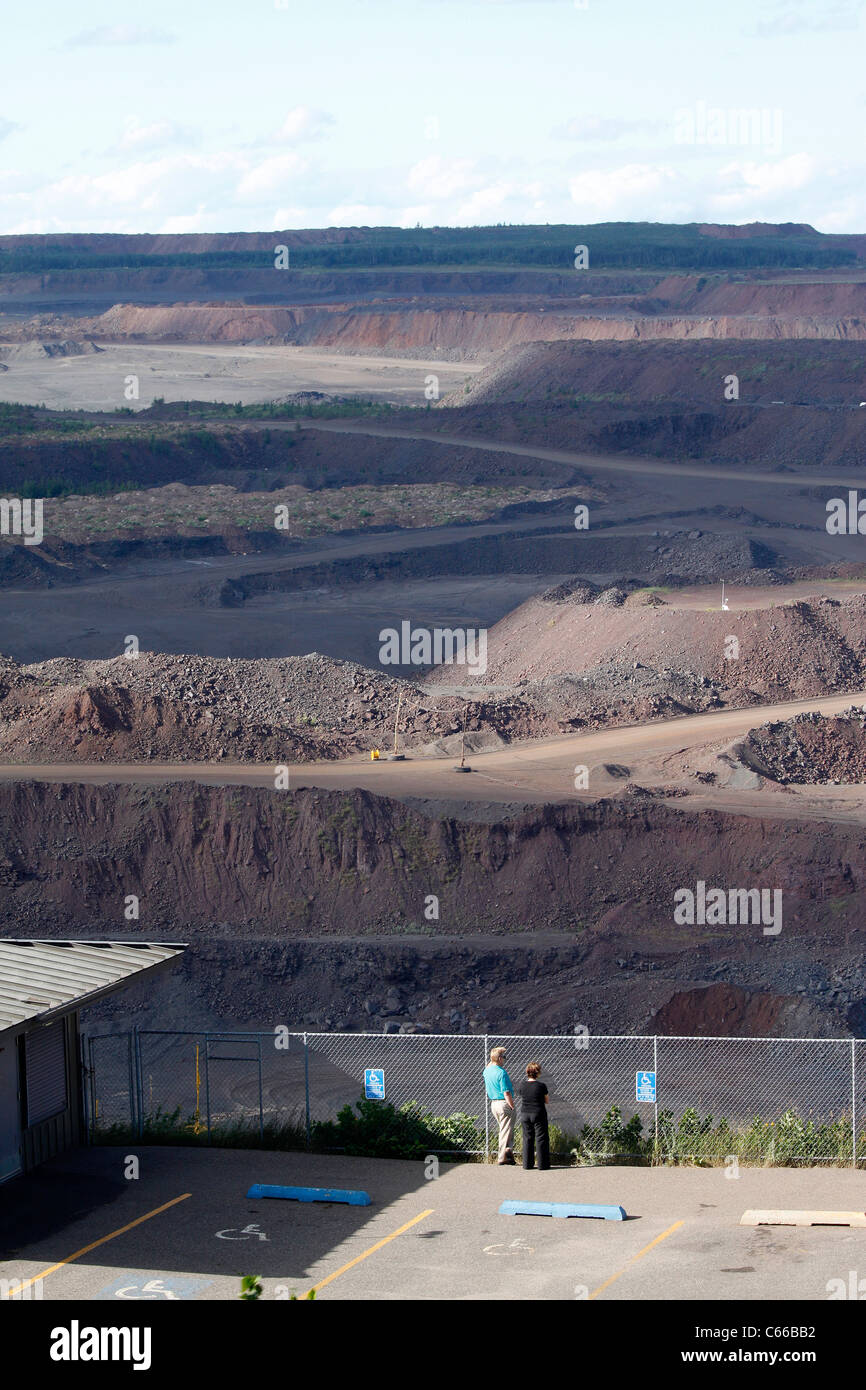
483, 1045, 515, 1164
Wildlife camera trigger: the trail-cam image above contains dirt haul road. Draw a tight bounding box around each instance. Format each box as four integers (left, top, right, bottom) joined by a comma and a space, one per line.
304, 419, 866, 491
2, 691, 865, 823
50, 411, 866, 491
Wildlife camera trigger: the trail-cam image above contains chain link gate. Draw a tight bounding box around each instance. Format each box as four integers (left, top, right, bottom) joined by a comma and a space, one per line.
85, 1032, 136, 1136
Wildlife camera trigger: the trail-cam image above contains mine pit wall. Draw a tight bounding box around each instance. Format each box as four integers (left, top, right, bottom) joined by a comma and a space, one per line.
1, 782, 863, 1037
216, 533, 776, 606
74, 304, 866, 355
0, 268, 647, 313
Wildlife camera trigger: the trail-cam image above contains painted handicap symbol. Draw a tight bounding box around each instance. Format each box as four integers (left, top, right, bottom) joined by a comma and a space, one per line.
116, 1278, 178, 1300
216, 1223, 269, 1241
94, 1274, 213, 1301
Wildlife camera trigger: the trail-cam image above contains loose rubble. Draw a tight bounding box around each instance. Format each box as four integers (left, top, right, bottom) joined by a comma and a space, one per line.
739, 707, 866, 785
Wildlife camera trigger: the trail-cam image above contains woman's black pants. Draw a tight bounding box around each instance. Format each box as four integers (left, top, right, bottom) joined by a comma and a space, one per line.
522, 1113, 550, 1169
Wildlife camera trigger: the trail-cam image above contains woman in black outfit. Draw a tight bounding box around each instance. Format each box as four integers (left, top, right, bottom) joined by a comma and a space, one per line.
519, 1060, 550, 1170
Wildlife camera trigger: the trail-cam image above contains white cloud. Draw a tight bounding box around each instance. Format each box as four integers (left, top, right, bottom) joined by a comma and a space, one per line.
407, 155, 477, 200
562, 153, 828, 224
567, 163, 680, 218
158, 208, 213, 233
64, 25, 176, 47
708, 153, 818, 216
236, 153, 308, 199
273, 205, 313, 226
273, 107, 334, 143
116, 119, 198, 152
429, 0, 583, 4
753, 0, 862, 35
2, 131, 862, 234
400, 204, 435, 226
454, 182, 518, 223
1, 153, 245, 230
717, 151, 816, 197
815, 191, 866, 231
554, 116, 662, 142
0, 147, 341, 234
327, 203, 391, 225
0, 118, 20, 143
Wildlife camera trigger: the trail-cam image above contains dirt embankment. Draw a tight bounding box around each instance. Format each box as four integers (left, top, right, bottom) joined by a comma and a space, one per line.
0, 418, 579, 502
430, 589, 866, 705
0, 339, 102, 364
0, 268, 646, 313
647, 981, 823, 1036
738, 707, 866, 785
220, 533, 777, 609
72, 301, 866, 356
2, 782, 865, 1036
79, 302, 614, 355
0, 421, 305, 501
661, 275, 866, 318
0, 230, 371, 255
0, 652, 535, 764
417, 395, 866, 470
450, 339, 866, 410
4, 782, 856, 939
0, 630, 741, 766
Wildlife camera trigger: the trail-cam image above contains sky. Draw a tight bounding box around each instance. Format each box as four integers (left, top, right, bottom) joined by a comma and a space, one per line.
1, 0, 864, 235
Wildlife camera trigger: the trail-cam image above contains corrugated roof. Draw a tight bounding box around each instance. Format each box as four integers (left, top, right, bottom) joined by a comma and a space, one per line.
0, 941, 186, 1033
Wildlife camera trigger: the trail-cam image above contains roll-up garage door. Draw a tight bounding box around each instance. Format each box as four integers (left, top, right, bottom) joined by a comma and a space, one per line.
25, 1022, 67, 1126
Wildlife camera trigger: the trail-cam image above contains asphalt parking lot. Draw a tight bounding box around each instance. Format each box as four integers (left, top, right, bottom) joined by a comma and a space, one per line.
1, 1146, 865, 1302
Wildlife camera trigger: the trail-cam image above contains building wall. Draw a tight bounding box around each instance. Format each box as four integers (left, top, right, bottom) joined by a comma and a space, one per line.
19, 1014, 83, 1173
0, 1032, 22, 1182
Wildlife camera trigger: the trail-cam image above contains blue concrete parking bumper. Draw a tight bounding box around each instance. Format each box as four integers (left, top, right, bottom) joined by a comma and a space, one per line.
246, 1184, 372, 1206
499, 1201, 627, 1220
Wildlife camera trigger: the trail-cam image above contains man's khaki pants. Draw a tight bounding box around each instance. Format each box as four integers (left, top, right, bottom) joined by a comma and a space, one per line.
491, 1099, 514, 1162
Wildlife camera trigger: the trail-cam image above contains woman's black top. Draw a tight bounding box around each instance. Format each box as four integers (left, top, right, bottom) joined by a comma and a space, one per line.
519, 1079, 548, 1116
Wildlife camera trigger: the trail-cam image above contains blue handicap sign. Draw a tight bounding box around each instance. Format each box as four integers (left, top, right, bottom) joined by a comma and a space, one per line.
635, 1070, 657, 1103
364, 1068, 385, 1100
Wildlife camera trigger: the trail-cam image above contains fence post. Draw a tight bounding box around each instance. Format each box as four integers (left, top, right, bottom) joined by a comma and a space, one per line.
257, 1037, 264, 1143
483, 1035, 489, 1163
204, 1033, 212, 1144
82, 1034, 93, 1143
136, 1028, 144, 1138
133, 1027, 144, 1139
653, 1035, 659, 1163
127, 1031, 135, 1136
852, 1038, 857, 1170
303, 1033, 311, 1149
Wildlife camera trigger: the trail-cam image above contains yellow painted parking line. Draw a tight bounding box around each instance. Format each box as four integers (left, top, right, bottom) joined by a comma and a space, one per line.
588, 1219, 684, 1301
308, 1208, 434, 1295
1, 1192, 191, 1296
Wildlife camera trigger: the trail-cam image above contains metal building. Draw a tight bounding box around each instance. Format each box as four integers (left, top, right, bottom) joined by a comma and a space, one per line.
0, 940, 186, 1183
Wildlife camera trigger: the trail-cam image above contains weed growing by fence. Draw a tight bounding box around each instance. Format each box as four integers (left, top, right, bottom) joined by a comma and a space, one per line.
90, 1098, 866, 1167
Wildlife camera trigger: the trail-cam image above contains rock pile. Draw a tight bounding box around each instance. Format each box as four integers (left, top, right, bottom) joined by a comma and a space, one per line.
739, 707, 866, 785
0, 651, 533, 763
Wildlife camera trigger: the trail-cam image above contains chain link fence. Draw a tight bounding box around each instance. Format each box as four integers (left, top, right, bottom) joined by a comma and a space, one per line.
83, 1030, 866, 1164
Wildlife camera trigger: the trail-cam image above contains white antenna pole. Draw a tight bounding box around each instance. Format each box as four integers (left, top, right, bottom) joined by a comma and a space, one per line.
393, 689, 404, 755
